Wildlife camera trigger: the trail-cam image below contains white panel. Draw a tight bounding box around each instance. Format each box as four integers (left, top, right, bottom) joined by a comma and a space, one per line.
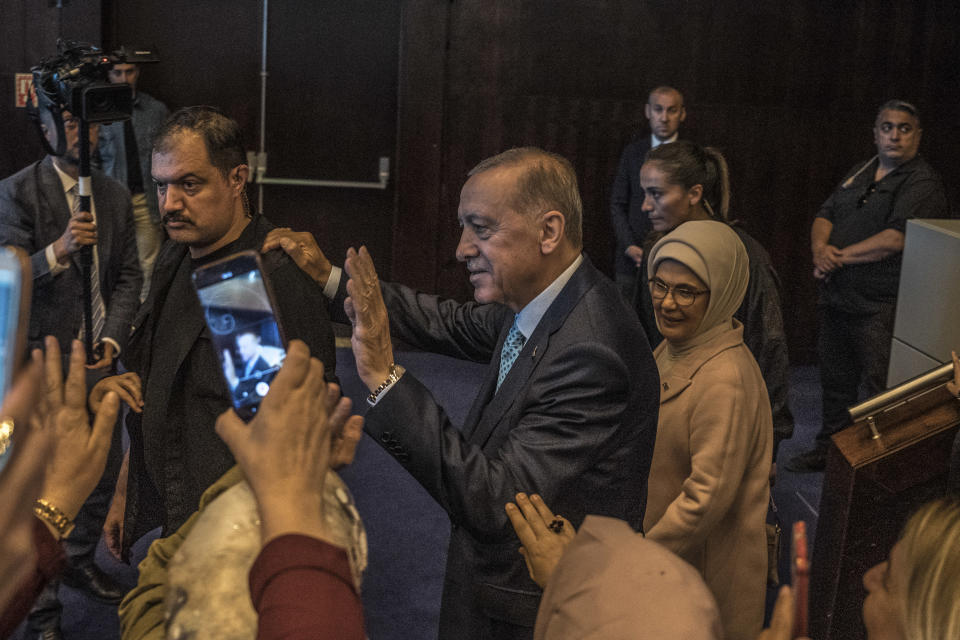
890, 219, 960, 376
887, 337, 944, 387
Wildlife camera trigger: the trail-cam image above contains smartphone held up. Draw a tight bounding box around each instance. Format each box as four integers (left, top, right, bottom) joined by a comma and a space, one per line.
0, 246, 31, 473
192, 250, 288, 421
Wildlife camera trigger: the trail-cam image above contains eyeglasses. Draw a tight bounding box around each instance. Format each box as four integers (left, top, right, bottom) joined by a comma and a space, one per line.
648, 278, 709, 307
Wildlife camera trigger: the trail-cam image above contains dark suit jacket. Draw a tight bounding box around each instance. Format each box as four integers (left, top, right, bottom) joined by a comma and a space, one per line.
610, 136, 653, 275
358, 255, 660, 639
0, 156, 142, 354
120, 214, 337, 553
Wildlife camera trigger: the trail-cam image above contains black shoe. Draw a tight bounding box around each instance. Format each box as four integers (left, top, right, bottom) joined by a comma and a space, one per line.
61, 561, 127, 604
784, 448, 827, 473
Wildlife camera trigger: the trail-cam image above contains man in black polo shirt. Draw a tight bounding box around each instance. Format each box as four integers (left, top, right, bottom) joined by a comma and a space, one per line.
787, 100, 949, 472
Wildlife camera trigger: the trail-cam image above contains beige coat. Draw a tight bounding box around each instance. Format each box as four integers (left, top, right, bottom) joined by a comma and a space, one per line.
644, 321, 772, 640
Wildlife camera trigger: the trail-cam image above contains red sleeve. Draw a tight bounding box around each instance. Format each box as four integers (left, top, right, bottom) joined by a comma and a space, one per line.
0, 519, 66, 638
249, 534, 365, 640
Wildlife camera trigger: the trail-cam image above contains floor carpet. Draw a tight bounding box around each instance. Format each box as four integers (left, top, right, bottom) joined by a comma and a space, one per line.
12, 351, 825, 640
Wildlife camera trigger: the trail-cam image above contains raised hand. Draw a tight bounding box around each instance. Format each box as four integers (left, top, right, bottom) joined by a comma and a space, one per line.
216, 340, 361, 544
37, 338, 119, 523
343, 247, 395, 392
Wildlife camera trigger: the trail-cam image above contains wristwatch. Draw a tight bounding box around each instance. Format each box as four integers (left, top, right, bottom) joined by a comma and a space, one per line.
368, 363, 406, 404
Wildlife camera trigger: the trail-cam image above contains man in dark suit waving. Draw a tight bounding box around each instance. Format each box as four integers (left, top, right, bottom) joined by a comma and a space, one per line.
266, 147, 660, 640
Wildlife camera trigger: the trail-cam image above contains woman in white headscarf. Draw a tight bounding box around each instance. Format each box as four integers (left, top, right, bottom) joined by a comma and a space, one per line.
505, 221, 772, 640
642, 219, 772, 640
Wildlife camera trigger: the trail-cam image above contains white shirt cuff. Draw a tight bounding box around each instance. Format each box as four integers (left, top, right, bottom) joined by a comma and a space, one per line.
101, 337, 121, 357
323, 266, 342, 299
45, 244, 69, 276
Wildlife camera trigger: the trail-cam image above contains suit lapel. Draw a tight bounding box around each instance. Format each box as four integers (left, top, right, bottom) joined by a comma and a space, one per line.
466, 257, 598, 448
128, 242, 195, 382
462, 320, 511, 441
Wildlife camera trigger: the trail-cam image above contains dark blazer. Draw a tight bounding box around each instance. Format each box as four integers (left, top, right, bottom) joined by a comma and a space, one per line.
120, 215, 337, 552
0, 156, 141, 354
609, 136, 653, 275
359, 255, 660, 639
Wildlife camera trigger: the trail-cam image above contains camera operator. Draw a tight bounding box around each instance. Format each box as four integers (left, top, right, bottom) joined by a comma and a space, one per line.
0, 48, 141, 637
97, 54, 170, 300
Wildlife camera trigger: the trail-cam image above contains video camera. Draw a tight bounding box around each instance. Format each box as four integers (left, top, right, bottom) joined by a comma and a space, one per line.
30, 40, 159, 156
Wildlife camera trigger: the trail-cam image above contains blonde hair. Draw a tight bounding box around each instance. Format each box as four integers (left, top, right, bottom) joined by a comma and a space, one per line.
897, 497, 960, 640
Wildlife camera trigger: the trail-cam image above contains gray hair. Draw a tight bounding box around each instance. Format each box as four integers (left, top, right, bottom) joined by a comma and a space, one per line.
468, 147, 583, 249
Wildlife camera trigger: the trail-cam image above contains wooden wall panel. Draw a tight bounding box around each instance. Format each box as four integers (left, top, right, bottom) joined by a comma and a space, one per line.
102, 0, 400, 278
395, 0, 960, 364
0, 0, 102, 180
6, 0, 957, 365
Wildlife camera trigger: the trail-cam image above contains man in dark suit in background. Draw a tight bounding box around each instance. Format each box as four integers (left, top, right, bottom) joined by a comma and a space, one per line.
609, 85, 686, 300
0, 107, 141, 639
265, 147, 660, 640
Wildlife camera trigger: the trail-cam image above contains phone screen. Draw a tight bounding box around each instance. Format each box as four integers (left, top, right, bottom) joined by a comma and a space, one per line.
0, 251, 24, 472
192, 251, 286, 421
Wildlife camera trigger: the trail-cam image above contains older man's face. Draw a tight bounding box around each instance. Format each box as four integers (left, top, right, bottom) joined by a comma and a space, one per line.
874, 109, 921, 166
455, 166, 545, 312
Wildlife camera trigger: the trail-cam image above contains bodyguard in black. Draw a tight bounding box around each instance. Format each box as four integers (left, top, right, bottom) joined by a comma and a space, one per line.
609, 86, 686, 300
787, 100, 949, 472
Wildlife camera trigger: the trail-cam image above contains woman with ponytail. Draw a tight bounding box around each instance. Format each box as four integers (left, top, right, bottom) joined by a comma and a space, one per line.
636, 141, 794, 463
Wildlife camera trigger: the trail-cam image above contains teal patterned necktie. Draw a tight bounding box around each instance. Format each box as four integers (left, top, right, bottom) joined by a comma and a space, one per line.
497, 317, 526, 391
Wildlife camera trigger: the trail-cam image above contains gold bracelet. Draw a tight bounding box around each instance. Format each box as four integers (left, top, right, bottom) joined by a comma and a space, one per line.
34, 499, 75, 539
0, 417, 13, 456
368, 364, 406, 403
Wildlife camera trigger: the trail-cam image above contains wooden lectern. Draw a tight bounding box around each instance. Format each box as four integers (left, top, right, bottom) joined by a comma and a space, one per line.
810, 365, 960, 640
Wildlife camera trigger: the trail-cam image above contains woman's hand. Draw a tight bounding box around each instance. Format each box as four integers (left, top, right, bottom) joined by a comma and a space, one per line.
756, 585, 812, 640
504, 493, 575, 589
39, 338, 119, 522
216, 340, 363, 545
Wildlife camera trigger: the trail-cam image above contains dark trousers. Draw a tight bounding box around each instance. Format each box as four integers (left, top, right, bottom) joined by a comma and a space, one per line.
27, 411, 124, 630
815, 304, 896, 449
